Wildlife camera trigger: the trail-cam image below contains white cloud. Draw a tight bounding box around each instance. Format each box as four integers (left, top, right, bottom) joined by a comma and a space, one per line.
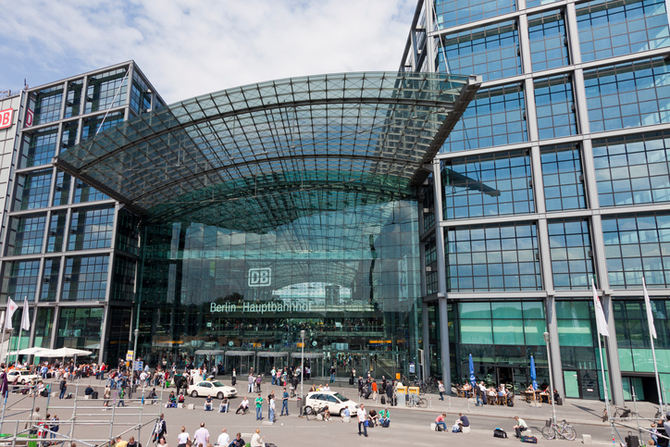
0, 0, 416, 103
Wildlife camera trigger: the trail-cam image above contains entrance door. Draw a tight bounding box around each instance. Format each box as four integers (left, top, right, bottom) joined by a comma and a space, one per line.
563, 370, 580, 398
623, 375, 659, 403
497, 367, 514, 386
579, 369, 600, 400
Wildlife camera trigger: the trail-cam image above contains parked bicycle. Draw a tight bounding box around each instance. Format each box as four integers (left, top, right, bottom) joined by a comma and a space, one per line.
414, 378, 439, 395
602, 406, 632, 422
304, 401, 330, 421
406, 393, 428, 408
542, 419, 577, 441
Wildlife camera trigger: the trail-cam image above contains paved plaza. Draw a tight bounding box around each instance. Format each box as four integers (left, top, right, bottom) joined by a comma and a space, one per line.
0, 377, 662, 447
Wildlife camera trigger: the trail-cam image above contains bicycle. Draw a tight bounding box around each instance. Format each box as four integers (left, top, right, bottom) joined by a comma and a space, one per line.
541, 419, 577, 441
304, 402, 330, 421
602, 406, 632, 422
406, 393, 428, 408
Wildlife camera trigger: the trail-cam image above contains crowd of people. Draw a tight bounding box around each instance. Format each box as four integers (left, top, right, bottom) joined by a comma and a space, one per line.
108, 416, 272, 447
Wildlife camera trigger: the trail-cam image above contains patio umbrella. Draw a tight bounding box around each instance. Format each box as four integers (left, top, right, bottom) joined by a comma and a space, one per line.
50, 347, 92, 357
19, 347, 52, 356
468, 354, 476, 388
530, 355, 538, 390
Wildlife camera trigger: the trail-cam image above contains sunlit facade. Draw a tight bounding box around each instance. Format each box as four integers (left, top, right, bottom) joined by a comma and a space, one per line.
402, 0, 670, 404
33, 69, 477, 381
0, 62, 165, 364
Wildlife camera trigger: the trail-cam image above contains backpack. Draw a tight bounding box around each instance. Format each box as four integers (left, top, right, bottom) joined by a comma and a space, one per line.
494, 428, 508, 438
521, 435, 538, 443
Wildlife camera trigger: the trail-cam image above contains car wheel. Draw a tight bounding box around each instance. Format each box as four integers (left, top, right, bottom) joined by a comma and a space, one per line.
191, 390, 198, 398
20, 379, 26, 385
217, 392, 224, 400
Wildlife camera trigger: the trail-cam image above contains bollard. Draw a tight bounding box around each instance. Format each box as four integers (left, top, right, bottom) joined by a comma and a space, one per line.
467, 399, 470, 412
582, 434, 592, 444
449, 397, 452, 411
430, 396, 432, 409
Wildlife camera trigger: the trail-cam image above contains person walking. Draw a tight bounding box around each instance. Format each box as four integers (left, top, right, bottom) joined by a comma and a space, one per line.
192, 423, 209, 447
152, 413, 167, 444
214, 428, 229, 447
357, 404, 368, 437
268, 396, 275, 423
247, 373, 254, 394
25, 406, 41, 435
117, 387, 126, 407
280, 388, 289, 416
254, 393, 263, 420
59, 379, 67, 399
438, 381, 445, 401
176, 426, 189, 447
250, 429, 264, 447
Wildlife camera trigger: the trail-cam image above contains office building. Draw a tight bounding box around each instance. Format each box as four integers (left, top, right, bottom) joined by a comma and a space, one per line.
2, 0, 670, 403
400, 0, 670, 403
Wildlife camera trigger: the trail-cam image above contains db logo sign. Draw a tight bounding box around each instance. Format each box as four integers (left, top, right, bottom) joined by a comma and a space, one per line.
248, 268, 272, 287
0, 108, 14, 130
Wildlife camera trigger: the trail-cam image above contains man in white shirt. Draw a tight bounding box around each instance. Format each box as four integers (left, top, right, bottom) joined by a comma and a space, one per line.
176, 426, 189, 447
513, 415, 528, 438
357, 404, 368, 437
215, 428, 229, 447
193, 422, 209, 447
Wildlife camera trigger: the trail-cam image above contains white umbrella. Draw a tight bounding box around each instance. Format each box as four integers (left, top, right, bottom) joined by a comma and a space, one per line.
50, 347, 92, 357
19, 347, 52, 356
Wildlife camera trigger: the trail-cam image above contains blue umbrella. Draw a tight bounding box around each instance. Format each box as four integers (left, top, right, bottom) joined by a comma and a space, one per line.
530, 355, 538, 390
469, 354, 476, 388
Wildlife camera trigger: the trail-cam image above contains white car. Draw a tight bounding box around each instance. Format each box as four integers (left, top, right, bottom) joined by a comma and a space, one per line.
7, 370, 40, 384
305, 391, 359, 415
187, 381, 237, 399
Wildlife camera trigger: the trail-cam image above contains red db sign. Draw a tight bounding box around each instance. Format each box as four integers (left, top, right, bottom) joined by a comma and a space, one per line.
0, 108, 13, 130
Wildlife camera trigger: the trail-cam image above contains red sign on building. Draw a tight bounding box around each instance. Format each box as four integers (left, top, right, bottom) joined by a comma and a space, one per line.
25, 108, 33, 127
0, 108, 13, 130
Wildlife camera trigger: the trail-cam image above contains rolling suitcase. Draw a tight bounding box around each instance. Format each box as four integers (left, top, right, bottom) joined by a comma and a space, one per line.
625, 432, 640, 447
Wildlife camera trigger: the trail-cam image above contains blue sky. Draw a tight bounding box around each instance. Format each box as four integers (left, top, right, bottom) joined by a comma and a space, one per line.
0, 0, 416, 103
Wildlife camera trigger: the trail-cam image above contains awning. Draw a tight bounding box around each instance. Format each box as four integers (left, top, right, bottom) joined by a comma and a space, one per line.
256, 352, 289, 358
290, 352, 324, 359
194, 349, 226, 355
225, 351, 255, 357
55, 72, 481, 232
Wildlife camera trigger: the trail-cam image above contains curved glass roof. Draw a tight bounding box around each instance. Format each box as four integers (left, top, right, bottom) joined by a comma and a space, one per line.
55, 71, 479, 229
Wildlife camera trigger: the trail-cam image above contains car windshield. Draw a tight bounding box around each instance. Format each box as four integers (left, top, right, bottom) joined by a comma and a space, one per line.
333, 392, 349, 402
212, 382, 225, 387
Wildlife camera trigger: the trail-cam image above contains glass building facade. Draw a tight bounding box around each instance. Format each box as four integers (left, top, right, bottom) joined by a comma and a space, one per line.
47, 70, 477, 381
0, 62, 165, 364
402, 0, 670, 403
1, 0, 669, 404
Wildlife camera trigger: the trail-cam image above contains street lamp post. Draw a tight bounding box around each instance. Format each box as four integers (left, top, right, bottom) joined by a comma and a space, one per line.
133, 328, 139, 366
543, 332, 557, 424
300, 330, 305, 402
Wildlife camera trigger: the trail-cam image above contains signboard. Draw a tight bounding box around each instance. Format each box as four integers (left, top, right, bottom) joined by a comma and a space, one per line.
25, 109, 33, 127
133, 360, 143, 371
0, 108, 14, 130
409, 362, 415, 374
126, 350, 134, 362
248, 268, 271, 287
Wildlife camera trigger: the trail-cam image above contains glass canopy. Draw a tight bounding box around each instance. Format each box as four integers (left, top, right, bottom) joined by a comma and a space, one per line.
55, 72, 479, 230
